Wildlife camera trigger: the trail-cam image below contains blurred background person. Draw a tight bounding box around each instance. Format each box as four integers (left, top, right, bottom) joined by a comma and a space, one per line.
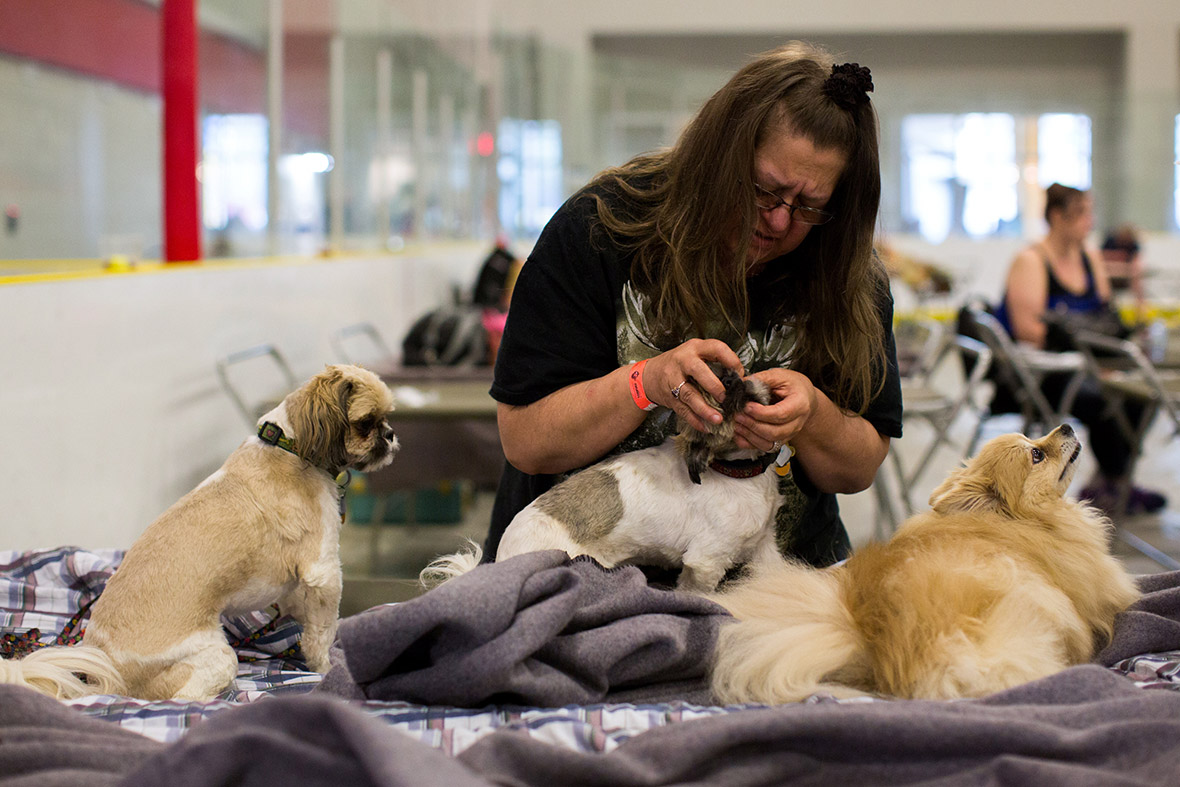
1101, 222, 1146, 321
995, 183, 1164, 514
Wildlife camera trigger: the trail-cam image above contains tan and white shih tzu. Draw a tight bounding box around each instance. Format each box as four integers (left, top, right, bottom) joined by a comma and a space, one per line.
423, 367, 787, 592
0, 364, 398, 701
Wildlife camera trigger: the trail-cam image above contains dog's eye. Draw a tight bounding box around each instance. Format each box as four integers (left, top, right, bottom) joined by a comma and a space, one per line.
357, 417, 375, 435
1031, 447, 1045, 464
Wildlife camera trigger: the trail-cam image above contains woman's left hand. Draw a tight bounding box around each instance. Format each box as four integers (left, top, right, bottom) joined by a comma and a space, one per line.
732, 368, 817, 453
733, 367, 889, 493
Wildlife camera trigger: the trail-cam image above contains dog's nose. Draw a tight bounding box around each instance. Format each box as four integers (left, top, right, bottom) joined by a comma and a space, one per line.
1058, 423, 1075, 438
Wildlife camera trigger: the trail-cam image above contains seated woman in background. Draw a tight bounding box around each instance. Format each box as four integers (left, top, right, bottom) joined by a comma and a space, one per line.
994, 183, 1165, 514
1101, 222, 1146, 320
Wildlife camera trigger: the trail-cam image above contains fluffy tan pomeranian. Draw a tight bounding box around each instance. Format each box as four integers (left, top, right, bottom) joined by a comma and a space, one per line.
709, 424, 1139, 703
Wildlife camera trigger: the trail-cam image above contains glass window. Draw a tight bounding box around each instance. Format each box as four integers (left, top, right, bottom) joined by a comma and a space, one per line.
1174, 115, 1180, 230
900, 113, 956, 243
497, 118, 563, 238
901, 113, 1018, 243
956, 113, 1018, 238
901, 112, 1092, 243
1037, 113, 1092, 189
201, 114, 268, 234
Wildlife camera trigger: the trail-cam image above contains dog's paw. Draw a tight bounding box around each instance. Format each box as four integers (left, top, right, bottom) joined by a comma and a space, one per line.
677, 563, 726, 593
306, 653, 332, 674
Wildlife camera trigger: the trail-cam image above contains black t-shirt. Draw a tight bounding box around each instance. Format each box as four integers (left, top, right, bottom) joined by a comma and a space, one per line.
486, 183, 903, 567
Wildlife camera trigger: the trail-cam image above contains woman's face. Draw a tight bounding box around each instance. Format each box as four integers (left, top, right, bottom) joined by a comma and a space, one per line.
1055, 194, 1094, 241
740, 128, 847, 275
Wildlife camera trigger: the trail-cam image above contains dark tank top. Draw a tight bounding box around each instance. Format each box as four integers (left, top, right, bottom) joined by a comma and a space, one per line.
996, 248, 1104, 334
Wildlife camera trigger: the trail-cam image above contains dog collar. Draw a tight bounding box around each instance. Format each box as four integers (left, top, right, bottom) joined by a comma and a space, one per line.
258, 422, 299, 455
258, 422, 351, 521
258, 421, 348, 483
709, 453, 777, 479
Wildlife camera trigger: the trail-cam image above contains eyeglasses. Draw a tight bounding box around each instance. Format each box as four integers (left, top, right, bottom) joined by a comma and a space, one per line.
752, 183, 835, 225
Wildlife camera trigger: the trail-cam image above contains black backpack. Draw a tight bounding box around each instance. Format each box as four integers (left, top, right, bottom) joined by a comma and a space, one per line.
401, 306, 487, 367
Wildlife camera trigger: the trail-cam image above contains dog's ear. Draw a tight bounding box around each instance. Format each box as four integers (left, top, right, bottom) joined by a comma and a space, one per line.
684, 444, 707, 485
717, 369, 748, 419
716, 367, 773, 417
287, 366, 352, 471
337, 379, 354, 421
672, 428, 710, 485
743, 376, 772, 406
928, 458, 1013, 516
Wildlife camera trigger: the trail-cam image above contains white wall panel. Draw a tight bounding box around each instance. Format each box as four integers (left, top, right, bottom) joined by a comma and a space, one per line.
0, 247, 488, 549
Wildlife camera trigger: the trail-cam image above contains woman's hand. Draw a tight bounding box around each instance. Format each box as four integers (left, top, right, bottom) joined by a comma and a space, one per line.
732, 367, 888, 493
497, 337, 744, 476
731, 368, 818, 453
642, 338, 745, 432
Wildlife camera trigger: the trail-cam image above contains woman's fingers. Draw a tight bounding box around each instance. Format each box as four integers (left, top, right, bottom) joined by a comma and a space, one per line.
665, 376, 723, 428
644, 343, 735, 427
733, 419, 781, 453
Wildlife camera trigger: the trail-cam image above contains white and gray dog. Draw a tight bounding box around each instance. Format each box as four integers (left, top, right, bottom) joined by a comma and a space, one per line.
423, 368, 786, 592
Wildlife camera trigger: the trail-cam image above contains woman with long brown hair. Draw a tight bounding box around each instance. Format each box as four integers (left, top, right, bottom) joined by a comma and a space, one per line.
485, 42, 902, 567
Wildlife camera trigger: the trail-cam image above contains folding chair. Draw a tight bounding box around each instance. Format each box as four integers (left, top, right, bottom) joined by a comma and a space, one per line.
888, 334, 993, 519
893, 315, 948, 378
215, 343, 298, 428
330, 322, 398, 373
1072, 330, 1180, 570
1073, 330, 1180, 439
958, 304, 1085, 456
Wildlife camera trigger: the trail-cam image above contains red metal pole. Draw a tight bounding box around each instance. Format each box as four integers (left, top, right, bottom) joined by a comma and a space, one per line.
162, 0, 201, 262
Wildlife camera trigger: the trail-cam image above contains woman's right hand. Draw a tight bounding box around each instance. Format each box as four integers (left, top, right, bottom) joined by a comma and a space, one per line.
641, 338, 745, 432
498, 338, 744, 475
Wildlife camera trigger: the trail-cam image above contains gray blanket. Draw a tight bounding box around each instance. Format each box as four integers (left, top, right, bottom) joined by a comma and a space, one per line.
3, 665, 1180, 786
4, 565, 1180, 786
1097, 569, 1180, 665
318, 550, 729, 706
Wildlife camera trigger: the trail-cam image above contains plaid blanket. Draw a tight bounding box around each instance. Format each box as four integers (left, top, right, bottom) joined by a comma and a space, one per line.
0, 548, 736, 752
4, 547, 1180, 758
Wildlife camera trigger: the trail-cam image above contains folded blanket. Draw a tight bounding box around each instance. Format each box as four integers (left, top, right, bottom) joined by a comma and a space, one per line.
5, 665, 1180, 787
0, 684, 483, 787
122, 692, 485, 787
0, 684, 157, 787
459, 665, 1180, 786
318, 550, 730, 707
1097, 570, 1180, 665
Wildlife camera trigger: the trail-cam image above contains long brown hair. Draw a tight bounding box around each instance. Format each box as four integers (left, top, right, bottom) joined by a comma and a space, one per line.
583, 41, 886, 413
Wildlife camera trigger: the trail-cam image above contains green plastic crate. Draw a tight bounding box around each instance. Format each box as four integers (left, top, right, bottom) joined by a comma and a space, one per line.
346, 483, 466, 525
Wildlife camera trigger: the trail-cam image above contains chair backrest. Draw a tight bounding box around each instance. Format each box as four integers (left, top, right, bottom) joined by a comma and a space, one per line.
215, 343, 298, 428
900, 333, 995, 443
1073, 330, 1180, 434
331, 322, 398, 371
950, 334, 993, 402
895, 316, 947, 379
906, 331, 991, 395
401, 305, 488, 368
957, 304, 1059, 429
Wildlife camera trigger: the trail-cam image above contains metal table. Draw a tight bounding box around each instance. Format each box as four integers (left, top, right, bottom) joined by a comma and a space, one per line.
361, 368, 504, 573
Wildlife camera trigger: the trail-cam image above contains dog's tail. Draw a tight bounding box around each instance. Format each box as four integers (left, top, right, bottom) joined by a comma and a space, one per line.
708, 559, 867, 704
418, 540, 484, 589
0, 644, 126, 699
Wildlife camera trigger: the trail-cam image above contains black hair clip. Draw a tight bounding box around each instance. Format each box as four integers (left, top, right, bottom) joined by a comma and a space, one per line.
823, 63, 874, 109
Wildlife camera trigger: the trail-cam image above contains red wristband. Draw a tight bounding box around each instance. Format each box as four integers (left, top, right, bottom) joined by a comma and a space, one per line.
628, 360, 658, 411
